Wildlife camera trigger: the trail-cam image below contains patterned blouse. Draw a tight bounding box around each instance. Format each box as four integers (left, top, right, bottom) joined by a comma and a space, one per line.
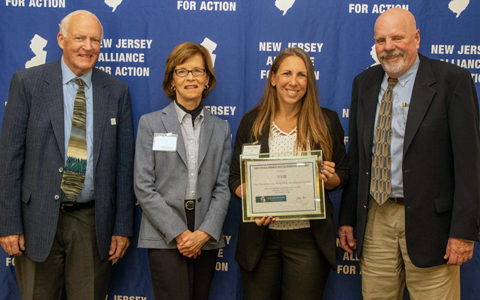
268, 121, 310, 230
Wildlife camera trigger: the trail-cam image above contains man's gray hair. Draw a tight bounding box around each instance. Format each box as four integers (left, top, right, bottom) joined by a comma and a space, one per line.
58, 10, 104, 40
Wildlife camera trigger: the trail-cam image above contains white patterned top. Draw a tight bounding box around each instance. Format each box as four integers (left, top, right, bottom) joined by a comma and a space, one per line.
268, 122, 310, 230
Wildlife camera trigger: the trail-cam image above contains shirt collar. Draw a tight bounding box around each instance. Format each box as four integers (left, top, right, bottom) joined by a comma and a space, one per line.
61, 56, 93, 88
382, 54, 420, 88
173, 100, 204, 124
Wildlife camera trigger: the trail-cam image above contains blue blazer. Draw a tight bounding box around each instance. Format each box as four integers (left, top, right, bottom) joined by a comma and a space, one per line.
0, 60, 135, 262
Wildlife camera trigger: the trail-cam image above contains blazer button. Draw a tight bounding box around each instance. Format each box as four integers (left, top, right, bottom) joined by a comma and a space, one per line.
366, 172, 369, 175
54, 195, 60, 200
364, 205, 367, 208
198, 169, 201, 174
198, 197, 202, 202
59, 167, 64, 173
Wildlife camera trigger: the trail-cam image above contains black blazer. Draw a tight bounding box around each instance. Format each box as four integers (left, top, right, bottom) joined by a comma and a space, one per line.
339, 54, 480, 268
229, 108, 348, 271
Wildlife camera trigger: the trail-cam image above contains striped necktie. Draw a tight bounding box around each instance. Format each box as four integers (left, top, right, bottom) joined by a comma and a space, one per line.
61, 78, 87, 201
370, 77, 398, 205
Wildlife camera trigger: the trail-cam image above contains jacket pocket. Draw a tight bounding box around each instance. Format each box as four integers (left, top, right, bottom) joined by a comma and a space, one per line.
434, 196, 453, 213
21, 186, 32, 204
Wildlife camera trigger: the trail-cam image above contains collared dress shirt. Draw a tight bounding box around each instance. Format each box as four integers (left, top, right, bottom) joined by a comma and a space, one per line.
372, 55, 420, 198
174, 101, 204, 200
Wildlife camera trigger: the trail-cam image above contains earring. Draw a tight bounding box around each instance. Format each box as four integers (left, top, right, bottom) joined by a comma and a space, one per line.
171, 86, 176, 91
205, 84, 209, 90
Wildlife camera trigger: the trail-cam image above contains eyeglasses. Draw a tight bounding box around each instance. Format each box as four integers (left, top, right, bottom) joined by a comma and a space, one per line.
173, 68, 206, 77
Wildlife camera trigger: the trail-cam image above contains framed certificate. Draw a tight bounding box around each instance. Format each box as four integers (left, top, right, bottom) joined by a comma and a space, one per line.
240, 150, 325, 222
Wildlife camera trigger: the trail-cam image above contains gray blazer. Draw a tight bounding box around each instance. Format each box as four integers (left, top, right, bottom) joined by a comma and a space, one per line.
134, 102, 231, 249
0, 60, 135, 262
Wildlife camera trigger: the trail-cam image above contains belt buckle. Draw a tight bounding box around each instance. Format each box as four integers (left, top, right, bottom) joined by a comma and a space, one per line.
61, 203, 74, 210
391, 197, 404, 204
185, 200, 195, 211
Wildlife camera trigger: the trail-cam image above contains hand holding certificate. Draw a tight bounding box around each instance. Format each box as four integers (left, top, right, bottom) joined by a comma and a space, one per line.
240, 150, 326, 222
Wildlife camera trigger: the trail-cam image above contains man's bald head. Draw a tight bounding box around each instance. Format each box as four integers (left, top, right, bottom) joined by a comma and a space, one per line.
374, 8, 420, 78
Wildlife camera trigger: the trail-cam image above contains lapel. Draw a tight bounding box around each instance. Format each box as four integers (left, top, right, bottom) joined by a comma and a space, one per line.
45, 60, 66, 159
160, 102, 187, 166
198, 108, 215, 167
92, 69, 110, 169
403, 54, 436, 156
361, 67, 384, 165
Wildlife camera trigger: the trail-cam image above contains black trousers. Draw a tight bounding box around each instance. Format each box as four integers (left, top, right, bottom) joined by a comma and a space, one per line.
240, 228, 330, 300
148, 206, 219, 300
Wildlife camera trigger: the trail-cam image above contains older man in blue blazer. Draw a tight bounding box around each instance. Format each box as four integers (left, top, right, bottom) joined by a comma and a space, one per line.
0, 10, 134, 299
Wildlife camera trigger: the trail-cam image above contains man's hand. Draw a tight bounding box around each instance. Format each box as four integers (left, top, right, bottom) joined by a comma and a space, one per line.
444, 237, 474, 266
109, 236, 130, 261
338, 225, 356, 254
177, 230, 211, 258
0, 234, 25, 256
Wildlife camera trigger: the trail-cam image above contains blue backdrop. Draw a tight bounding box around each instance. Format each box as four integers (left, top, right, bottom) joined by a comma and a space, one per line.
1, 0, 480, 299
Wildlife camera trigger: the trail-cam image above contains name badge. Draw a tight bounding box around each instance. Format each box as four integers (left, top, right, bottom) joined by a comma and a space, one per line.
242, 143, 261, 159
153, 133, 178, 151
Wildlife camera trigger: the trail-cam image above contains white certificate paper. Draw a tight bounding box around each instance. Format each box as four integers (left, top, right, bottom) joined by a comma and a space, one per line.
247, 158, 317, 215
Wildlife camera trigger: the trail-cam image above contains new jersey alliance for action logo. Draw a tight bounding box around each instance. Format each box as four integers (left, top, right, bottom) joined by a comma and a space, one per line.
201, 37, 217, 67
25, 34, 47, 69
105, 0, 122, 12
448, 0, 469, 18
275, 0, 295, 16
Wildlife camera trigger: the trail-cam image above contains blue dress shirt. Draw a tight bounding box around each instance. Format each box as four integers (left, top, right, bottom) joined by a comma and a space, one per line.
373, 55, 420, 198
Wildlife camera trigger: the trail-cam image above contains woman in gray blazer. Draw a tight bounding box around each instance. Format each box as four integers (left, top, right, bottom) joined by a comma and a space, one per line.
134, 42, 231, 300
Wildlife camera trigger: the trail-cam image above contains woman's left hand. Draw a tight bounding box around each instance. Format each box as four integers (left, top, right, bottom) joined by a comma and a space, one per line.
318, 158, 340, 189
177, 230, 211, 258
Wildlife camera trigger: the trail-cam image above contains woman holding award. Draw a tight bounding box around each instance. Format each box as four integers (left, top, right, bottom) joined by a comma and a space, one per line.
134, 42, 231, 300
229, 47, 348, 299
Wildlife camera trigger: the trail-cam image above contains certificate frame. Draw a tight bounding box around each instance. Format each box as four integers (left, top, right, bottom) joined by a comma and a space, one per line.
240, 150, 325, 222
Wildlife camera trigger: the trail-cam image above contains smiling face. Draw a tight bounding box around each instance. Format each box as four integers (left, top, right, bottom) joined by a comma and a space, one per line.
374, 8, 420, 78
57, 13, 102, 76
271, 55, 308, 109
171, 54, 209, 107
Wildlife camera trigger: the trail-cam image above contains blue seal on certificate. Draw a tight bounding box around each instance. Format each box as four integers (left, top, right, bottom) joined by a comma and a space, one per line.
256, 195, 287, 203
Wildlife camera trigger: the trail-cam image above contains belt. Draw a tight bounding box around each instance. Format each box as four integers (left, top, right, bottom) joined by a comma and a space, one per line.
61, 201, 95, 212
185, 200, 195, 211
389, 198, 404, 205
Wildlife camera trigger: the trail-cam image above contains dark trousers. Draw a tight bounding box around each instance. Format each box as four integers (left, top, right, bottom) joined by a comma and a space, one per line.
240, 228, 330, 300
148, 205, 219, 300
15, 207, 111, 300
